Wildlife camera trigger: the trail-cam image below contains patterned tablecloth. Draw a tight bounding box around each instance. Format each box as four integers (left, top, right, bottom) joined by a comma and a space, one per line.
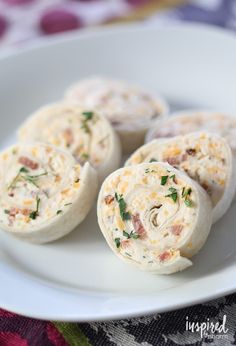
1, 0, 236, 345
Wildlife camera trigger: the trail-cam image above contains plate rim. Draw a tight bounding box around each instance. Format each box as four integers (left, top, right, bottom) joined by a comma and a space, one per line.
1, 22, 236, 322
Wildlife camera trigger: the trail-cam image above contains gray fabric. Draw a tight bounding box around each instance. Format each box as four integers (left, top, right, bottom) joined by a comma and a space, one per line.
80, 294, 236, 345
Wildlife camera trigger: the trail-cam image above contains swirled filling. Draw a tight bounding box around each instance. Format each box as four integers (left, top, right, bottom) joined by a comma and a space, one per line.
128, 133, 230, 207
149, 112, 236, 157
19, 105, 111, 168
66, 78, 166, 130
101, 164, 198, 266
0, 144, 81, 231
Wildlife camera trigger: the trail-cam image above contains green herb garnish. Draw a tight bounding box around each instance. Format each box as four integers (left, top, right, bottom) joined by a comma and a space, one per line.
82, 111, 94, 120
165, 187, 178, 203
170, 174, 176, 181
4, 210, 10, 214
23, 172, 48, 189
64, 203, 72, 207
145, 168, 156, 174
115, 193, 131, 221
182, 187, 192, 198
57, 210, 63, 215
149, 158, 157, 163
123, 230, 140, 240
81, 111, 94, 133
161, 175, 168, 185
184, 199, 193, 207
182, 187, 193, 207
29, 197, 40, 220
20, 167, 29, 173
115, 238, 121, 248
8, 167, 47, 190
81, 153, 89, 160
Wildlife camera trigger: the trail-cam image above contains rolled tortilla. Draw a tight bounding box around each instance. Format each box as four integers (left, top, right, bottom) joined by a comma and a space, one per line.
18, 103, 121, 182
146, 110, 236, 157
97, 162, 212, 274
65, 77, 168, 154
0, 143, 98, 244
126, 132, 235, 223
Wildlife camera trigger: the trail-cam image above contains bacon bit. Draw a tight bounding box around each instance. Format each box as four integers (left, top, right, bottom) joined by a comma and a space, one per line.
104, 195, 114, 205
19, 156, 39, 170
63, 128, 74, 147
201, 182, 212, 195
8, 207, 32, 217
181, 153, 188, 161
170, 224, 184, 236
131, 214, 147, 240
159, 251, 171, 262
9, 208, 19, 217
165, 156, 180, 166
121, 240, 130, 249
186, 148, 196, 156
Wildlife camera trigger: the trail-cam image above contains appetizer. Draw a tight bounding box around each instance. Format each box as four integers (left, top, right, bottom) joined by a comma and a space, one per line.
146, 110, 236, 158
97, 162, 212, 274
0, 143, 98, 244
65, 77, 168, 154
18, 103, 121, 182
126, 132, 235, 223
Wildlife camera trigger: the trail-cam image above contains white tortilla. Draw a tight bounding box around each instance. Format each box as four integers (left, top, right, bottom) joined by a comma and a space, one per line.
65, 77, 168, 154
0, 143, 98, 244
18, 102, 121, 183
126, 132, 235, 223
97, 162, 212, 274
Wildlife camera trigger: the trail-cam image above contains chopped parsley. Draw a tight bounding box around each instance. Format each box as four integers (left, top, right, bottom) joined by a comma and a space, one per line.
115, 238, 121, 249
182, 187, 192, 198
64, 203, 72, 207
161, 175, 168, 185
170, 174, 176, 181
29, 197, 40, 220
149, 158, 157, 163
4, 210, 10, 214
20, 167, 29, 173
82, 111, 94, 120
123, 230, 140, 240
115, 193, 131, 221
182, 187, 193, 207
145, 168, 156, 174
81, 111, 94, 133
81, 153, 89, 160
165, 187, 178, 203
125, 252, 132, 257
184, 199, 193, 207
57, 210, 63, 215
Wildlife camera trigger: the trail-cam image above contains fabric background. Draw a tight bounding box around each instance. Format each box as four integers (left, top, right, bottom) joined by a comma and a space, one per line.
0, 0, 236, 345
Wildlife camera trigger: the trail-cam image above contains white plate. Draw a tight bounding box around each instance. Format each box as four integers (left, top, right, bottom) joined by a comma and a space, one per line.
1, 23, 236, 322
